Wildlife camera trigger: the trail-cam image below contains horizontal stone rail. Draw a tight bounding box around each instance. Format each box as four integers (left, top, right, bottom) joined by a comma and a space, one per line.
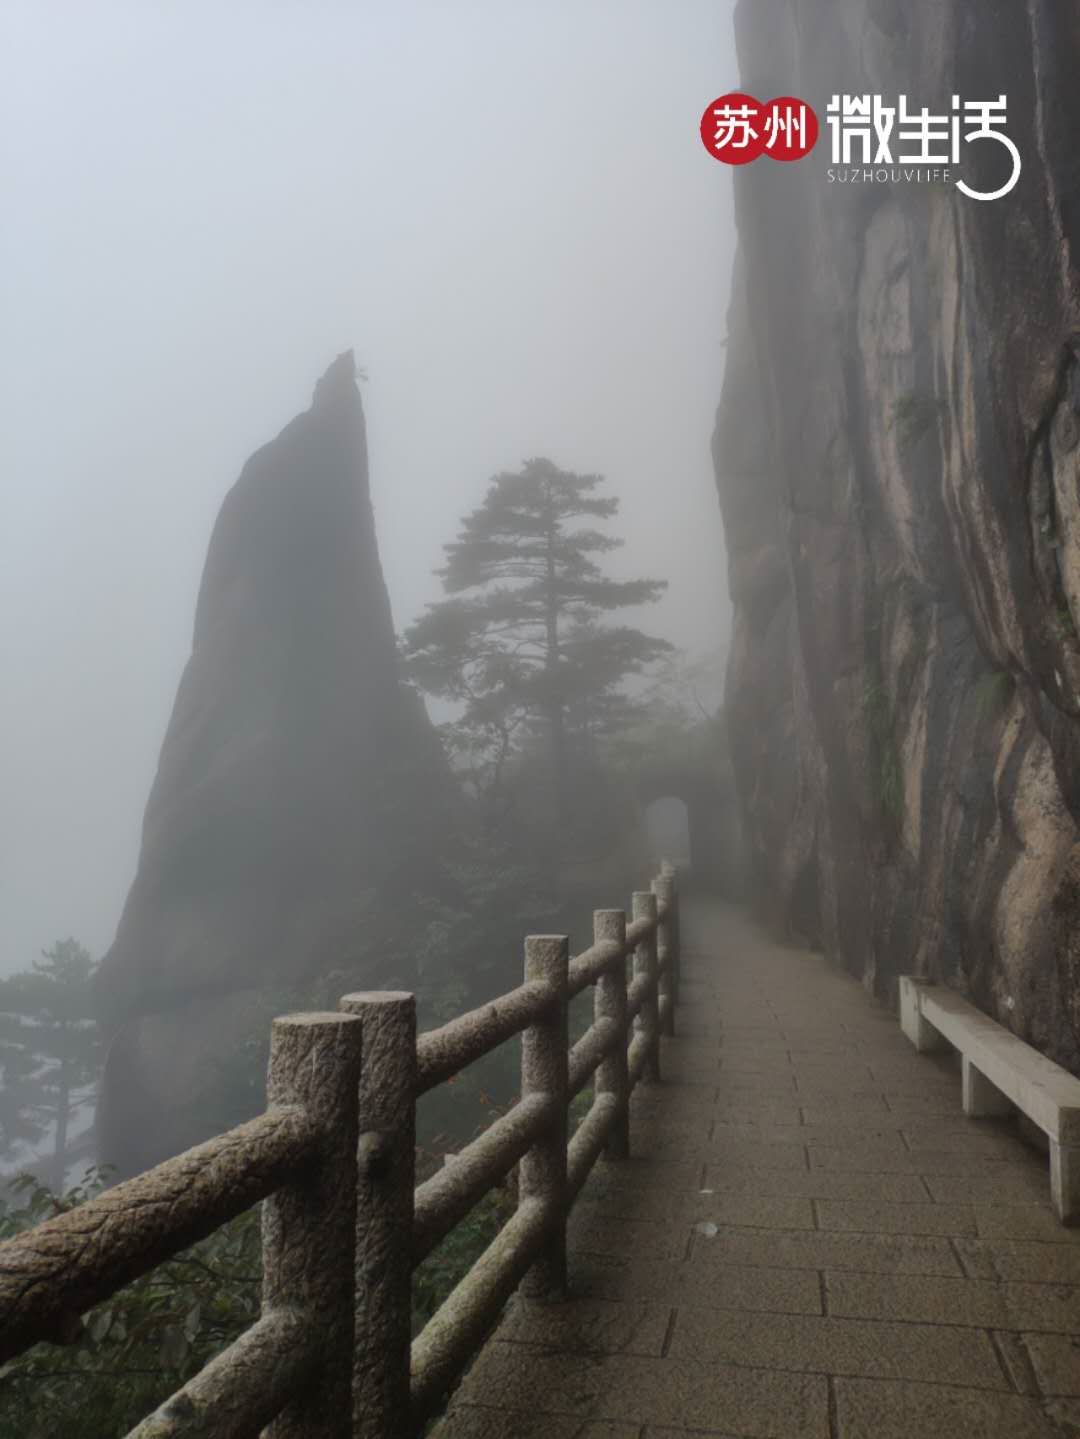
627, 1025, 654, 1081
409, 1198, 549, 1420
0, 1010, 365, 1436
393, 867, 680, 1432
127, 1308, 318, 1439
0, 865, 680, 1437
0, 1106, 318, 1362
566, 937, 626, 997
411, 1094, 556, 1264
900, 976, 1080, 1222
414, 980, 553, 1096
567, 1092, 620, 1202
567, 1015, 621, 1099
626, 969, 652, 1023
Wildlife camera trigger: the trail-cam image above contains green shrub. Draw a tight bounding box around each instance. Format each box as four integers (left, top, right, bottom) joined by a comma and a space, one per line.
0, 1171, 260, 1439
2, 1101, 524, 1433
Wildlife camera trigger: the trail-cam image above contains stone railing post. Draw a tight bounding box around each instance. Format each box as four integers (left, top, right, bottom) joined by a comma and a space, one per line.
262, 1012, 365, 1439
668, 866, 681, 1010
593, 909, 630, 1158
339, 991, 417, 1439
633, 891, 660, 1083
519, 935, 569, 1299
652, 874, 677, 1038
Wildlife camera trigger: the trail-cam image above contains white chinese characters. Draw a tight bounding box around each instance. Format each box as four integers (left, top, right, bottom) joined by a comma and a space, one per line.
702, 93, 819, 165
712, 100, 759, 152
764, 101, 808, 152
825, 94, 1021, 200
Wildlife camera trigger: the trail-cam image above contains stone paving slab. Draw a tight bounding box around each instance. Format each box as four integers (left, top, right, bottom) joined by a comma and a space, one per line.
924, 1169, 1050, 1202
701, 1101, 806, 1125
1019, 1332, 1080, 1395
665, 1308, 1007, 1389
825, 1270, 1080, 1331
711, 1122, 909, 1148
644, 1430, 744, 1438
568, 1252, 824, 1313
567, 1215, 690, 1261
955, 1236, 1080, 1283
495, 1297, 671, 1357
706, 1139, 811, 1170
895, 1112, 1030, 1135
435, 1412, 639, 1438
435, 898, 1080, 1438
796, 1091, 893, 1110
575, 1187, 816, 1231
699, 1165, 933, 1201
833, 1377, 1057, 1437
448, 1346, 830, 1436
581, 1158, 703, 1192
808, 1145, 1040, 1175
687, 1225, 963, 1276
815, 1198, 978, 1236
974, 1203, 1080, 1241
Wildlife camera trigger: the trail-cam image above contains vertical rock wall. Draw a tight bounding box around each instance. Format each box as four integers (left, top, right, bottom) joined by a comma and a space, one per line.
716, 1, 1080, 1068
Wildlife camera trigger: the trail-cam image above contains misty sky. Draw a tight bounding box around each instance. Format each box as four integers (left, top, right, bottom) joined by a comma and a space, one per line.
1, 2, 737, 973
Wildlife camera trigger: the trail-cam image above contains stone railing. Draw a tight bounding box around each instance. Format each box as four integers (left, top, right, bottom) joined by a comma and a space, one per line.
0, 864, 680, 1438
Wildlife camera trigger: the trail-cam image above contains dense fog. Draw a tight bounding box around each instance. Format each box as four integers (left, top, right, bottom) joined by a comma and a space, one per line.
2, 1, 736, 975
9, 8, 1080, 1438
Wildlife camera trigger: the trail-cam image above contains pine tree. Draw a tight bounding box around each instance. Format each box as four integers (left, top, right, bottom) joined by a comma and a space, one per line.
0, 940, 101, 1190
403, 457, 671, 820
0, 1037, 46, 1166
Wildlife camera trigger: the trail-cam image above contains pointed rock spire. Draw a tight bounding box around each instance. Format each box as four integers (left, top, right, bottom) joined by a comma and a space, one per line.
96, 356, 454, 1175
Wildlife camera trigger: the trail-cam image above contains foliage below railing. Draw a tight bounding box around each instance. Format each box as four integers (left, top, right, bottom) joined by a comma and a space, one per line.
0, 1173, 260, 1439
0, 865, 680, 1438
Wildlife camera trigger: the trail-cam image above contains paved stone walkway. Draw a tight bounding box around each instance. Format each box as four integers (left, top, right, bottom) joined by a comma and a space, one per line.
436, 898, 1080, 1438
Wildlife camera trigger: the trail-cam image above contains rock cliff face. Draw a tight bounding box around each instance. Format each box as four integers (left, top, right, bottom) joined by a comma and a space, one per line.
716, 2, 1080, 1068
98, 353, 454, 1173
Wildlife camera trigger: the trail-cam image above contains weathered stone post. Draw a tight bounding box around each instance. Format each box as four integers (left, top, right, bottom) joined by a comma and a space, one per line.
668, 866, 682, 1011
652, 874, 677, 1038
519, 935, 569, 1299
262, 1012, 365, 1439
633, 891, 661, 1083
339, 991, 417, 1439
660, 863, 681, 998
594, 909, 630, 1158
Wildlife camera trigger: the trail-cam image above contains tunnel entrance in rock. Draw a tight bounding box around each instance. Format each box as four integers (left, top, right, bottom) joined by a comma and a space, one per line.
635, 761, 728, 889
643, 795, 692, 869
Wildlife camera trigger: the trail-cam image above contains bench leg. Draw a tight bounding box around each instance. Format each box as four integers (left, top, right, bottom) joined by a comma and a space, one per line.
1051, 1141, 1080, 1225
962, 1057, 1012, 1118
899, 978, 948, 1053
1017, 1113, 1046, 1150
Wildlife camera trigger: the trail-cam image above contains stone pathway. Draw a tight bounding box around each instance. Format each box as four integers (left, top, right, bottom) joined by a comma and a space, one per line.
436, 898, 1080, 1438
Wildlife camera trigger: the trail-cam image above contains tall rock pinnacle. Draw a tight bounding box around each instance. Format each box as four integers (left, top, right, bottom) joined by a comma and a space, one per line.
97, 354, 452, 1174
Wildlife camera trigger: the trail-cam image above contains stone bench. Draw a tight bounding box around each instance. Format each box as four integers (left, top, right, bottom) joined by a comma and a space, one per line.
899, 977, 1080, 1224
